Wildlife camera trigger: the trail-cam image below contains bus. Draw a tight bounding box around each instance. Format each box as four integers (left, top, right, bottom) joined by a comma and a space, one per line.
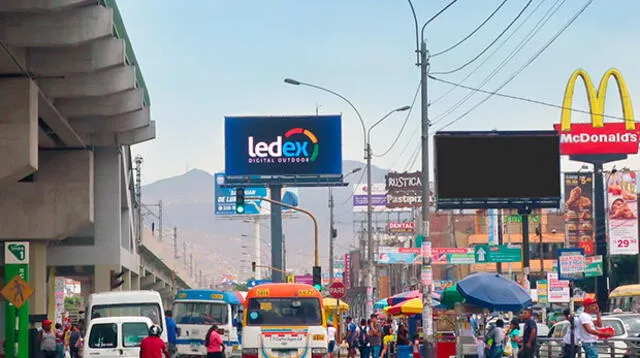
173, 289, 245, 357
609, 284, 640, 313
86, 290, 167, 342
241, 283, 328, 358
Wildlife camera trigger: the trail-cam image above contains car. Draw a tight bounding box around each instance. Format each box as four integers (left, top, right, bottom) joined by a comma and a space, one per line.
542, 317, 628, 358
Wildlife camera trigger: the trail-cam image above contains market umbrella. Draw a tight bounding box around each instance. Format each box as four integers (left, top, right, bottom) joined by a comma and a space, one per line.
440, 284, 465, 308
374, 299, 389, 310
456, 272, 532, 312
322, 297, 349, 311
386, 290, 441, 306
385, 298, 442, 316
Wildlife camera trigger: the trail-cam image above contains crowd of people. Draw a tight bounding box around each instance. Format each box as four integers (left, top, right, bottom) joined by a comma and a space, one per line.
339, 314, 421, 358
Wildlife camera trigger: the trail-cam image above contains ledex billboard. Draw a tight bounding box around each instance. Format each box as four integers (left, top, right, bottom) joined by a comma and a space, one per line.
553, 68, 639, 156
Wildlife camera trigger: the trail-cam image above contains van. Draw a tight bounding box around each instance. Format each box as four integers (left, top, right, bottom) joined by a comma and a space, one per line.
83, 316, 153, 357
86, 290, 167, 342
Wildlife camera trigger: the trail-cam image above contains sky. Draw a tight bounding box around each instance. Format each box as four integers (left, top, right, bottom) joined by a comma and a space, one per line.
117, 0, 640, 184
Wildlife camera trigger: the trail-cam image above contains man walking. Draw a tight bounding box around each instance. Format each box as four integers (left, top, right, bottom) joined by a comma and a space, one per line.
165, 310, 178, 357
519, 308, 537, 358
561, 309, 580, 358
577, 298, 613, 358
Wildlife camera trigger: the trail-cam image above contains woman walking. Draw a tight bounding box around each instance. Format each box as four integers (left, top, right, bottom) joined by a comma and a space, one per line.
205, 324, 225, 358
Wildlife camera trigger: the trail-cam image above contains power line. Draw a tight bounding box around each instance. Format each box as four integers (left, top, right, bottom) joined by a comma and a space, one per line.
432, 0, 534, 75
339, 165, 367, 205
430, 74, 627, 122
403, 143, 422, 172
373, 81, 421, 158
431, 0, 566, 124
431, 0, 552, 106
431, 0, 510, 58
435, 0, 595, 131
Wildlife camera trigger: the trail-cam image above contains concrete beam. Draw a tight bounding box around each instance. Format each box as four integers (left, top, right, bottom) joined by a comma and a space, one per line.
0, 150, 94, 239
0, 78, 38, 186
70, 107, 150, 134
39, 66, 136, 98
0, 6, 113, 47
0, 46, 26, 75
55, 88, 144, 118
28, 38, 125, 76
0, 0, 94, 12
88, 121, 156, 147
152, 281, 166, 291
140, 274, 155, 288
38, 90, 85, 147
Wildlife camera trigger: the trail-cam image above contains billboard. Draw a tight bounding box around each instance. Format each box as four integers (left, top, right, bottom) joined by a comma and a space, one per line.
224, 115, 342, 179
432, 248, 475, 265
385, 171, 429, 209
434, 131, 561, 209
214, 173, 300, 216
377, 247, 421, 264
352, 183, 388, 212
387, 222, 415, 234
554, 68, 639, 156
564, 172, 594, 255
607, 171, 639, 255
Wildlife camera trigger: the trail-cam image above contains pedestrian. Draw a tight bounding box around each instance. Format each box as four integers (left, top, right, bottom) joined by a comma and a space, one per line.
379, 325, 394, 358
204, 324, 225, 358
396, 322, 410, 346
577, 298, 613, 358
54, 323, 65, 358
344, 316, 358, 358
485, 319, 504, 358
369, 314, 382, 358
165, 310, 178, 357
505, 319, 520, 357
140, 324, 170, 358
519, 309, 537, 358
358, 319, 371, 358
68, 325, 82, 358
328, 321, 337, 358
561, 309, 580, 358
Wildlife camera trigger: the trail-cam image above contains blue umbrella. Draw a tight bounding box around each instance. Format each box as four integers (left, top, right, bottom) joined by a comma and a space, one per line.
456, 272, 532, 312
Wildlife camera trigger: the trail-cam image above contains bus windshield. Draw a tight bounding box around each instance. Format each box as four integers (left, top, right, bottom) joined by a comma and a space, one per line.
91, 303, 163, 328
174, 302, 229, 325
246, 297, 322, 326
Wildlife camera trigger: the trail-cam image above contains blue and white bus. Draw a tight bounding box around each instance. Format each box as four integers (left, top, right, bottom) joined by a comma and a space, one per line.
173, 289, 244, 357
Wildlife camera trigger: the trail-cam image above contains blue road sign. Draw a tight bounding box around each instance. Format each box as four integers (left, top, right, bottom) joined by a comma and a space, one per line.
214, 173, 268, 216
247, 279, 272, 288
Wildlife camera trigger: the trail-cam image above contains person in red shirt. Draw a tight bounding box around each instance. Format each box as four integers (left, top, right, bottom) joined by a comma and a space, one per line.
204, 324, 224, 358
139, 325, 170, 358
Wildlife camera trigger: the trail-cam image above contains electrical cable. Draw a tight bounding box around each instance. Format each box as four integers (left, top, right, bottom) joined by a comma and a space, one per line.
432, 0, 533, 75
431, 0, 510, 58
435, 0, 595, 131
373, 81, 421, 158
430, 0, 554, 107
339, 165, 368, 205
431, 0, 566, 124
403, 143, 422, 172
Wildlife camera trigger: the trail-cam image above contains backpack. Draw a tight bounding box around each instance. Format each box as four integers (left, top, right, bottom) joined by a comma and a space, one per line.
358, 326, 369, 347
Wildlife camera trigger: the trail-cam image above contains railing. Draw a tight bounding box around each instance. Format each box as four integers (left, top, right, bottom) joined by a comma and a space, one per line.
533, 337, 640, 358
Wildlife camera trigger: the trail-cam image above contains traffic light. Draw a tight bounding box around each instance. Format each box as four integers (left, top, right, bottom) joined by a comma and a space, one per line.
331, 228, 337, 239
312, 266, 322, 291
110, 270, 125, 290
251, 261, 256, 272
235, 188, 245, 214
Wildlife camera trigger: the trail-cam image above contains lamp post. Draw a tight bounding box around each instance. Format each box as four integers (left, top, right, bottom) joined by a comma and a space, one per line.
329, 167, 363, 284
284, 76, 410, 316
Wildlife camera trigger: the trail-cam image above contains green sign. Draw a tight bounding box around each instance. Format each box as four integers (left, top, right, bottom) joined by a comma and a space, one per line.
503, 214, 540, 224
537, 279, 548, 304
585, 255, 604, 278
474, 245, 522, 263
4, 241, 30, 358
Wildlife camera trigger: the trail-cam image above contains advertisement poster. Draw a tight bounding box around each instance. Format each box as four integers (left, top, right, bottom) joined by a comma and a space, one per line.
564, 172, 595, 255
377, 247, 421, 264
607, 171, 639, 255
432, 248, 475, 265
547, 273, 570, 303
486, 209, 499, 246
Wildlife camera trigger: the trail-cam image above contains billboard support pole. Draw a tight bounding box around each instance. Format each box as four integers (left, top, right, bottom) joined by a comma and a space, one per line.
269, 185, 284, 283
519, 208, 532, 287
255, 217, 261, 280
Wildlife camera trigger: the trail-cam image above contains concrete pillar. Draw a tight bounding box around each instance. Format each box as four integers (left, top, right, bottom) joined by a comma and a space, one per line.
29, 242, 47, 315
123, 270, 131, 291
130, 272, 140, 291
94, 147, 122, 265
0, 78, 37, 187
94, 265, 120, 293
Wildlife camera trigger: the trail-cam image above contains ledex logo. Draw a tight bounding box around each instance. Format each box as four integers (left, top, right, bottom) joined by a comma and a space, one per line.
553, 68, 640, 156
248, 127, 319, 164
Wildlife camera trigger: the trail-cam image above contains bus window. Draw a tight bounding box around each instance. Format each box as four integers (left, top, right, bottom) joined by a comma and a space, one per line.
91, 304, 163, 331
173, 302, 229, 325
246, 298, 322, 326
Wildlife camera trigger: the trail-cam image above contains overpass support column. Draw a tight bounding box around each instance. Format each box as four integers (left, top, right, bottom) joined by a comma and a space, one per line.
130, 272, 140, 290
29, 243, 47, 316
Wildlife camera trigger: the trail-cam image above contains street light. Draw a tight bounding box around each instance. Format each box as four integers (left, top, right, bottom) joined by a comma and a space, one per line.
284, 77, 410, 316
329, 167, 363, 284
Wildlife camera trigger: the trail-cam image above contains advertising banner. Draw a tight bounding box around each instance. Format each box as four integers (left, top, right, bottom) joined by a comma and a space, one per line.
547, 272, 570, 303
432, 248, 475, 265
224, 115, 342, 177
344, 254, 351, 288
537, 279, 548, 303
564, 172, 595, 255
377, 247, 421, 264
295, 275, 313, 285
557, 248, 585, 281
214, 173, 300, 216
385, 171, 424, 209
607, 170, 639, 255
486, 209, 499, 246
387, 222, 416, 234
554, 68, 640, 156
585, 255, 604, 277
353, 183, 391, 212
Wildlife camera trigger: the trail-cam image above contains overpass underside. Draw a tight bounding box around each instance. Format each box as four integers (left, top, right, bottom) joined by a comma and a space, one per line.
0, 0, 191, 319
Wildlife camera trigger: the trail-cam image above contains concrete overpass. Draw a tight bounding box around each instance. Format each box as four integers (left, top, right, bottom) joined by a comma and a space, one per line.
0, 0, 192, 321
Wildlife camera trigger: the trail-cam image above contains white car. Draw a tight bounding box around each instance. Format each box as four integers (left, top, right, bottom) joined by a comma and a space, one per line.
542, 317, 628, 358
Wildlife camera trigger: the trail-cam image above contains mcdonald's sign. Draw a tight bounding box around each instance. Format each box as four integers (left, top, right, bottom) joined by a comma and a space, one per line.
553, 68, 640, 155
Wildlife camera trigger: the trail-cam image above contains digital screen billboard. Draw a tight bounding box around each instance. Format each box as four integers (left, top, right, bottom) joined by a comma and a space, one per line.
434, 130, 561, 209
224, 115, 342, 178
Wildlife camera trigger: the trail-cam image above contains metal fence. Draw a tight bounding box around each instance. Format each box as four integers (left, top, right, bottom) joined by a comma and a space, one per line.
535, 337, 640, 358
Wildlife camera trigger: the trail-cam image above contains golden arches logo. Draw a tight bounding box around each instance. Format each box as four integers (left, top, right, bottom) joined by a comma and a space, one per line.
560, 68, 635, 131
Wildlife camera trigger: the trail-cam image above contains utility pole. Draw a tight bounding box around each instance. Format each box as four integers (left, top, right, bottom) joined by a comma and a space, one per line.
173, 227, 178, 259
135, 155, 143, 245
143, 200, 163, 242
329, 187, 335, 284
183, 241, 187, 267
189, 252, 193, 278
282, 234, 287, 273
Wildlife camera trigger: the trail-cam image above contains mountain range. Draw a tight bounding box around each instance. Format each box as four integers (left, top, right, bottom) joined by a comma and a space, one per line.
141, 160, 392, 283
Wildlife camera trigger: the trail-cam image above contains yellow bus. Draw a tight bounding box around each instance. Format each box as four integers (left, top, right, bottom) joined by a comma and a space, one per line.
609, 284, 640, 313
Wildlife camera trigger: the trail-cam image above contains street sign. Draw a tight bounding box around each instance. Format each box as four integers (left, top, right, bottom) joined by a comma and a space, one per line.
247, 279, 272, 288
474, 245, 522, 263
585, 255, 604, 278
1, 275, 33, 309
557, 248, 585, 281
329, 281, 346, 299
